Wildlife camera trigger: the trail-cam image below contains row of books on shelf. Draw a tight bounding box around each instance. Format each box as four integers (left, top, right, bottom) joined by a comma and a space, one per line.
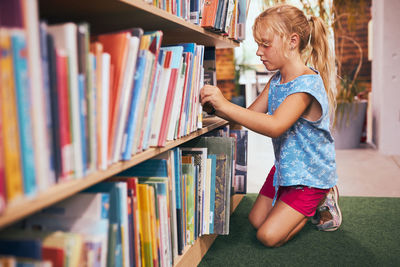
0, 130, 248, 267
0, 0, 216, 211
143, 0, 247, 41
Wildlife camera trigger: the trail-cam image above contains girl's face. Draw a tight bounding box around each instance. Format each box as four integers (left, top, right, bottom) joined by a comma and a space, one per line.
255, 32, 286, 71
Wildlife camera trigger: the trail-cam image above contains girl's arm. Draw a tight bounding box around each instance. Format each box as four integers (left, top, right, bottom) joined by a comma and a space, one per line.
247, 78, 271, 113
200, 85, 312, 138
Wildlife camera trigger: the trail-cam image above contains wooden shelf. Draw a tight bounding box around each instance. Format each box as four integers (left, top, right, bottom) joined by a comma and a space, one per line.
174, 194, 244, 267
38, 0, 240, 48
0, 117, 228, 229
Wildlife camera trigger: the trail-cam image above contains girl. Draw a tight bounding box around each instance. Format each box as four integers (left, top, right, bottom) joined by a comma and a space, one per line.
200, 4, 342, 247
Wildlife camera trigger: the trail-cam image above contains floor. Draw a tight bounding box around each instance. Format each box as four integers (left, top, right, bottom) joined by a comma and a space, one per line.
246, 130, 400, 197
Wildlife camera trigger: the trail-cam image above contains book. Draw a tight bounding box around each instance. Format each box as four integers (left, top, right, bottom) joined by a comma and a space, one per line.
55, 50, 74, 181
48, 22, 84, 179
207, 154, 217, 234
230, 129, 248, 194
111, 30, 141, 163
22, 0, 54, 190
11, 29, 37, 197
201, 0, 219, 28
0, 29, 24, 202
96, 30, 131, 164
182, 136, 234, 234
40, 22, 62, 183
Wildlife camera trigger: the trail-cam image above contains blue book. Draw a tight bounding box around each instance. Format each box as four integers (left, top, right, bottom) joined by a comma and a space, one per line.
119, 159, 168, 177
78, 74, 87, 175
40, 22, 61, 183
11, 30, 36, 196
121, 50, 147, 160
173, 148, 184, 254
0, 239, 42, 259
84, 182, 121, 267
208, 154, 216, 234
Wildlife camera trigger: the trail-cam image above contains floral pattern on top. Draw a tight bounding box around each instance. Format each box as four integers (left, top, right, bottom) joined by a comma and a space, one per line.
268, 69, 338, 198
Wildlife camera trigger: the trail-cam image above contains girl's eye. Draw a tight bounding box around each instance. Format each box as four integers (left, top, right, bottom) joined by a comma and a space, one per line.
258, 42, 270, 48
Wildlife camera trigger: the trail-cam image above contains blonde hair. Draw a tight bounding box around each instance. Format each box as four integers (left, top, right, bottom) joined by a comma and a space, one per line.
253, 4, 336, 115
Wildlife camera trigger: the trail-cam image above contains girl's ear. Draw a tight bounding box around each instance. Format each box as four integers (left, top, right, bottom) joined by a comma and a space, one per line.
289, 33, 300, 50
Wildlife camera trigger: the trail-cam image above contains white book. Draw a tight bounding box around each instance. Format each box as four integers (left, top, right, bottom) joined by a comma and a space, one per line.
149, 53, 172, 147
22, 0, 53, 191
112, 35, 140, 162
48, 23, 83, 178
167, 56, 186, 141
100, 53, 110, 170
203, 158, 212, 234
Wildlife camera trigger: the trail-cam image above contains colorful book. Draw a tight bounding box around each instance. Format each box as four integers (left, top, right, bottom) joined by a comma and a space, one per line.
157, 46, 184, 147
11, 29, 37, 196
0, 29, 24, 202
48, 22, 84, 179
96, 30, 131, 164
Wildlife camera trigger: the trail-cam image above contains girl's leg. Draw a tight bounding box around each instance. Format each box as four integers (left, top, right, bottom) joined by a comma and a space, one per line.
256, 200, 308, 247
248, 194, 273, 229
249, 166, 276, 229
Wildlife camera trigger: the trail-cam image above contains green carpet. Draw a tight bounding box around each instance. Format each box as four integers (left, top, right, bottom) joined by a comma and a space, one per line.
199, 194, 400, 266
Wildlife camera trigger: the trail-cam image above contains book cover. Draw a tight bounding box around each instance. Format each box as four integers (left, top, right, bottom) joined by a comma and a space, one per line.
167, 55, 187, 141
100, 53, 111, 169
143, 49, 165, 149
96, 30, 131, 164
207, 154, 217, 234
11, 29, 37, 197
137, 184, 153, 267
41, 22, 62, 183
201, 0, 219, 28
136, 31, 163, 153
230, 129, 248, 194
182, 136, 234, 234
0, 29, 24, 202
158, 46, 184, 147
48, 22, 84, 179
111, 31, 141, 163
56, 50, 74, 181
181, 156, 195, 245
120, 36, 147, 160
180, 147, 208, 235
22, 0, 54, 190
90, 42, 103, 170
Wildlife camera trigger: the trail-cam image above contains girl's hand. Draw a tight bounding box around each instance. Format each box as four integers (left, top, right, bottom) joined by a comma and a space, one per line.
200, 85, 228, 115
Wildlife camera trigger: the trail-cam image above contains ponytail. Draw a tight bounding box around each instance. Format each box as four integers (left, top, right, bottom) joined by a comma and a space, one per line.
307, 16, 337, 116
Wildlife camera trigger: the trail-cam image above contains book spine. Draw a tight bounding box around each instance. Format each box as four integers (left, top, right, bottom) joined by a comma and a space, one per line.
11, 30, 37, 196
0, 29, 24, 202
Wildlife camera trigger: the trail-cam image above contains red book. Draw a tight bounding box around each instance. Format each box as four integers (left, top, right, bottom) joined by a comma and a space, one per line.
201, 0, 220, 28
96, 31, 130, 161
42, 247, 65, 267
158, 53, 180, 147
56, 50, 73, 181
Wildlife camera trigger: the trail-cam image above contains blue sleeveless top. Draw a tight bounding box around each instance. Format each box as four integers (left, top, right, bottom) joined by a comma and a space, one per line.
268, 69, 337, 201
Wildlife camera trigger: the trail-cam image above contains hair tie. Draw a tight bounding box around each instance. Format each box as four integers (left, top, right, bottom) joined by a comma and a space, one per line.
306, 14, 312, 21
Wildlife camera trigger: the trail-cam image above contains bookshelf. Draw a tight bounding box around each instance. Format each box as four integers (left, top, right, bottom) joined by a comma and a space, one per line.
0, 0, 245, 265
39, 0, 240, 48
0, 117, 228, 229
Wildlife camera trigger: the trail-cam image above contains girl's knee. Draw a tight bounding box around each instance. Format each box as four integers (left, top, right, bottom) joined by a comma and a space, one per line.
256, 228, 285, 248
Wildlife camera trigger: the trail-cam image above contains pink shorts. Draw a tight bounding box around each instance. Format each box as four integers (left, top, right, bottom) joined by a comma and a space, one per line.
259, 166, 329, 217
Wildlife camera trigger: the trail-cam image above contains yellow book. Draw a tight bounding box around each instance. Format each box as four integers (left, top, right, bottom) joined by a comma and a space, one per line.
147, 184, 159, 267
0, 29, 24, 202
138, 184, 153, 267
